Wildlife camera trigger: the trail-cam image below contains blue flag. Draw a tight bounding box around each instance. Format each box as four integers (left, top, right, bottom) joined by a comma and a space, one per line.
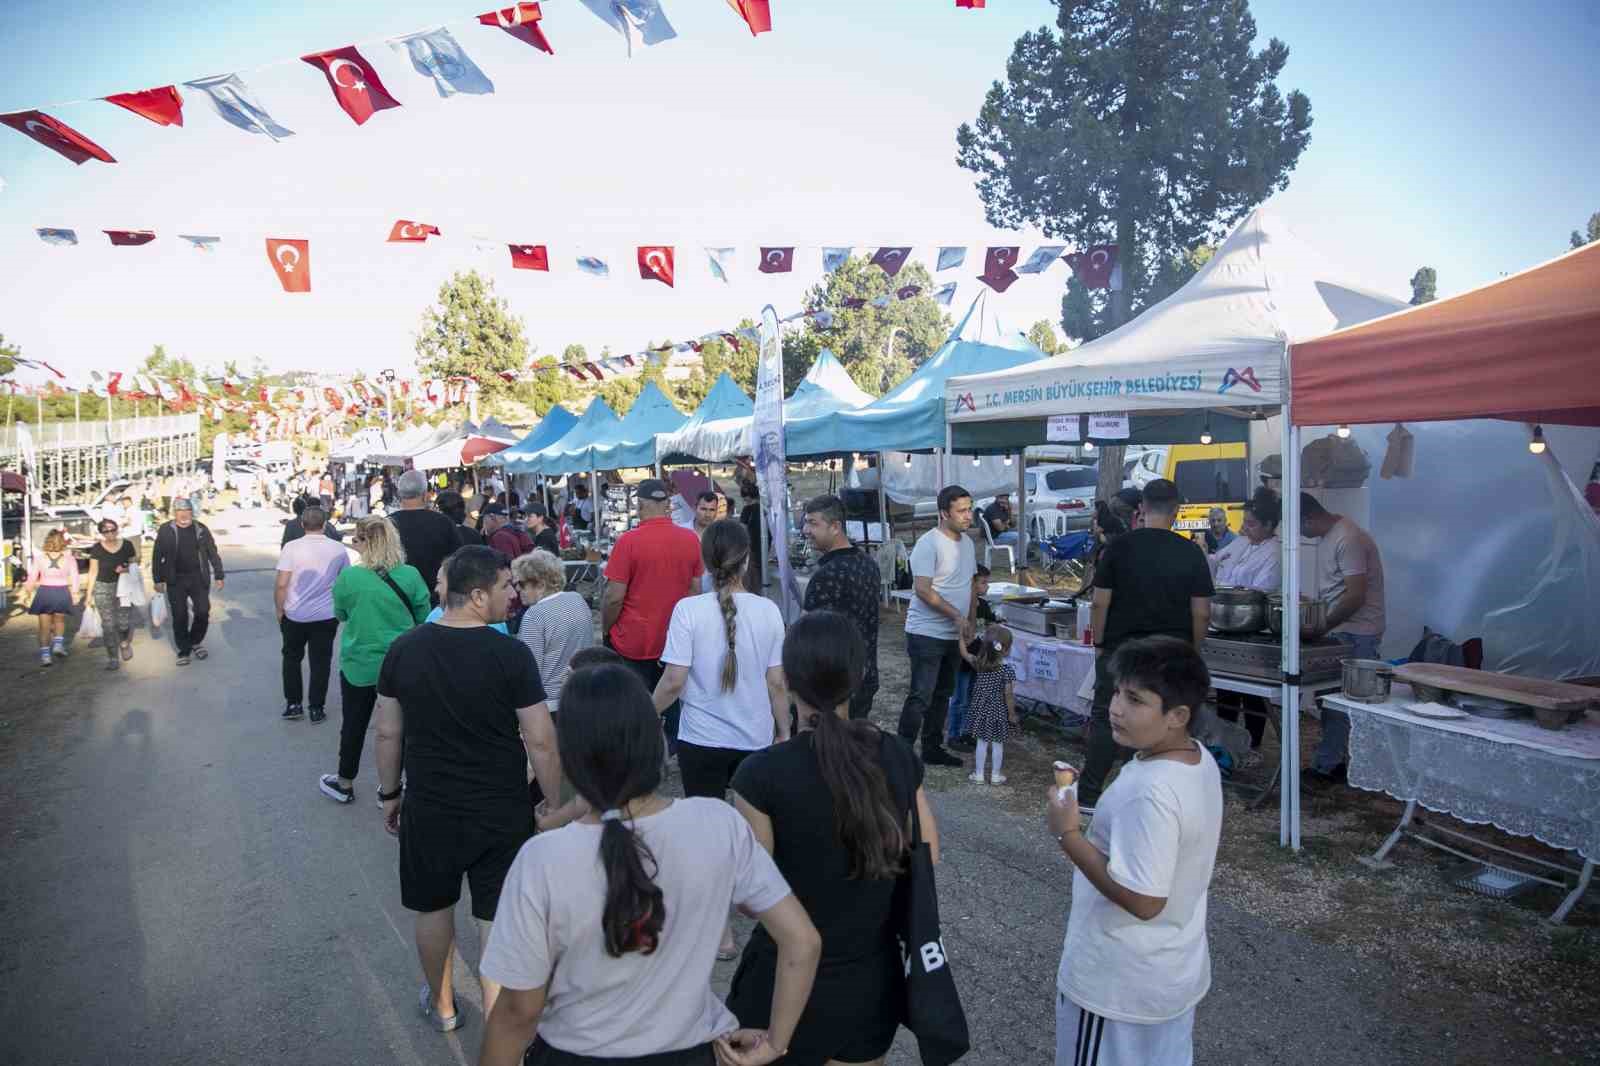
391, 27, 494, 98
936, 246, 966, 272
184, 73, 294, 140
36, 227, 77, 246
822, 247, 851, 273
179, 234, 221, 252
1019, 245, 1066, 274
705, 247, 735, 283
933, 282, 957, 306
576, 255, 610, 278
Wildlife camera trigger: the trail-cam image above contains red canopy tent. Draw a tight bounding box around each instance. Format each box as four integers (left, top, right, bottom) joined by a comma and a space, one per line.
1291, 240, 1600, 428
460, 437, 512, 465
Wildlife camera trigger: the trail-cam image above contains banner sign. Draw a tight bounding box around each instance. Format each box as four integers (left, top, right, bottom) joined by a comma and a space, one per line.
755, 305, 799, 621
1046, 414, 1079, 442
1088, 413, 1130, 440
946, 359, 1279, 422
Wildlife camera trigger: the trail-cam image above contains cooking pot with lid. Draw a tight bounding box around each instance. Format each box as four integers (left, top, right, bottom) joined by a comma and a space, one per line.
1210, 586, 1267, 633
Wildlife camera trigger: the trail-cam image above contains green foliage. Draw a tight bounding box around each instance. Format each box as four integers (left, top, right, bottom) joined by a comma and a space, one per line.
414, 270, 529, 398
1409, 267, 1438, 305
0, 333, 20, 378
958, 0, 1312, 342
512, 356, 579, 416
1571, 212, 1600, 249
142, 343, 198, 382
1027, 320, 1068, 356
597, 349, 674, 415
786, 257, 950, 397
675, 330, 758, 410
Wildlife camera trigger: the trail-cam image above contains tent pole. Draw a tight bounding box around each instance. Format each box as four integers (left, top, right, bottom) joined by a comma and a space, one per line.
1281, 395, 1303, 851
1016, 451, 1028, 574
944, 422, 953, 485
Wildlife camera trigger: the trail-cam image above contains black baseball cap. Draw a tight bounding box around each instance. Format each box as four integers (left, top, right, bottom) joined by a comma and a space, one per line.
636, 479, 671, 501
481, 502, 508, 517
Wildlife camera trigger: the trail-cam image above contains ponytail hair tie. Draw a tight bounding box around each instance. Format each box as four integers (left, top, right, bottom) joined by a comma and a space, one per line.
600, 808, 624, 822
992, 640, 1003, 651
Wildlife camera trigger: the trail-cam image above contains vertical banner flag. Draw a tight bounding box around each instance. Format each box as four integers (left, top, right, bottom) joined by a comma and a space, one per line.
870, 246, 912, 277
391, 27, 495, 97
388, 220, 442, 242
936, 246, 966, 271
755, 305, 799, 622
705, 247, 735, 282
301, 47, 402, 125
479, 3, 554, 54
0, 110, 116, 164
758, 247, 794, 273
104, 86, 184, 126
1019, 245, 1065, 273
637, 245, 675, 286
509, 244, 549, 270
1065, 245, 1119, 289
979, 246, 1020, 292
727, 0, 773, 35
184, 73, 294, 140
580, 0, 678, 55
266, 238, 311, 292
822, 247, 851, 273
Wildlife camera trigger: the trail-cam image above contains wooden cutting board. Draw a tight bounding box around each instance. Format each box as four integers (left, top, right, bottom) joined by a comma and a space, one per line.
1394, 663, 1597, 712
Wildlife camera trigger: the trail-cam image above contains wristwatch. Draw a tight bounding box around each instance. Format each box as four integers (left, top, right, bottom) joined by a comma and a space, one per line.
378, 785, 404, 802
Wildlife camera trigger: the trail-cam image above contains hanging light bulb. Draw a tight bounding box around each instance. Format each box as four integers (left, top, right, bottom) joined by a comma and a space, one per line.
903, 452, 913, 467
1003, 454, 1014, 467
972, 454, 981, 467
1083, 441, 1096, 452
1199, 412, 1213, 446
1336, 424, 1352, 439
1529, 425, 1547, 455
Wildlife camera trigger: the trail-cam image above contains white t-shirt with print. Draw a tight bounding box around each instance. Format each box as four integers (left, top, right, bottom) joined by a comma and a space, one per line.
275, 534, 350, 622
905, 527, 976, 640
481, 798, 792, 1057
1057, 742, 1223, 1024
661, 591, 785, 751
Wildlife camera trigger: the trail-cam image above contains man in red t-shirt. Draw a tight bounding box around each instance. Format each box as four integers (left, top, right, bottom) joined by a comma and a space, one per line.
603, 479, 704, 744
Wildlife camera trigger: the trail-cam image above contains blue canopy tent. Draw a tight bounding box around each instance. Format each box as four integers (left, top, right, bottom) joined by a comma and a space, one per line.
589, 380, 690, 471
501, 397, 620, 475
655, 373, 756, 465
486, 405, 578, 468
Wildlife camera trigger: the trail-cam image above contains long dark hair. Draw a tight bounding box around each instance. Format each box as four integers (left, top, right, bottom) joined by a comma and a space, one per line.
784, 612, 906, 881
702, 519, 751, 692
557, 665, 667, 957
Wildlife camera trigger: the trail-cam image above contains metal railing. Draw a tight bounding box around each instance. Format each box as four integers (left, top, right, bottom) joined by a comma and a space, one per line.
0, 414, 201, 503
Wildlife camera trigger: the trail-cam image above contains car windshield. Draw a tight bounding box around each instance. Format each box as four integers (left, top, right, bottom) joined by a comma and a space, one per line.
1025, 473, 1037, 495
1044, 468, 1099, 491
1173, 459, 1248, 504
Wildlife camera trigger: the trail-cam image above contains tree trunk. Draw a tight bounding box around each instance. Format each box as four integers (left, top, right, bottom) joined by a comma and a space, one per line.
1095, 209, 1136, 505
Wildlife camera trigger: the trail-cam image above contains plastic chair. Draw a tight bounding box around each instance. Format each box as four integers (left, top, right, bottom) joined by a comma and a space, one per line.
979, 512, 1015, 573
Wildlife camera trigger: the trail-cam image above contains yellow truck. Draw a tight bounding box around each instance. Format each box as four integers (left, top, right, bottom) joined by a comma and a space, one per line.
1162, 443, 1250, 537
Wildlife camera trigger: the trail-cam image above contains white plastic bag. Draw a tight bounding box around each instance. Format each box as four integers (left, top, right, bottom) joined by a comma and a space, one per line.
79, 605, 104, 642
117, 564, 147, 607
149, 592, 169, 631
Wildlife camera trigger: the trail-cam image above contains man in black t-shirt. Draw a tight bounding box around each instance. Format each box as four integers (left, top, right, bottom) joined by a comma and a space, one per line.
388, 470, 461, 605
801, 495, 883, 720
1081, 478, 1214, 806
373, 545, 561, 1032
526, 502, 560, 555
435, 490, 483, 547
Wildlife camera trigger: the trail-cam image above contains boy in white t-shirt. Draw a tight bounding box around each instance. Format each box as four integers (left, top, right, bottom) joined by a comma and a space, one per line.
1045, 635, 1222, 1066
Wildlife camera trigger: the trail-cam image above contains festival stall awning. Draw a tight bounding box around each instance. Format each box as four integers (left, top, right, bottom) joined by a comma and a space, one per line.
784, 294, 1045, 459
1290, 240, 1600, 428
489, 405, 580, 469
656, 373, 756, 464
943, 208, 1405, 449
587, 381, 689, 471
369, 424, 440, 467
657, 350, 871, 463
502, 397, 620, 475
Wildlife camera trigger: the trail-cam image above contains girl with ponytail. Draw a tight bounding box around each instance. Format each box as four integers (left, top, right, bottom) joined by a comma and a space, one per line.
479, 663, 820, 1066
725, 611, 941, 1066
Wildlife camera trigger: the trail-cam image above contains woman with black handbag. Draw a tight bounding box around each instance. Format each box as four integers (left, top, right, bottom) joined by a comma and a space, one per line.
725, 611, 952, 1066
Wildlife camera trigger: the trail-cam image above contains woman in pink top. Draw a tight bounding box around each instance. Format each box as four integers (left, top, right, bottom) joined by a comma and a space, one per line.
24, 529, 79, 666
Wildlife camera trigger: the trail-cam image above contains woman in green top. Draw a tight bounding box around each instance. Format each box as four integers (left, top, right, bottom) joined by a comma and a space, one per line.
319, 517, 431, 805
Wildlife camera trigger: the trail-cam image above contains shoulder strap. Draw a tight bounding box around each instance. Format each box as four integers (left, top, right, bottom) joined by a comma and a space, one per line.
375, 568, 412, 612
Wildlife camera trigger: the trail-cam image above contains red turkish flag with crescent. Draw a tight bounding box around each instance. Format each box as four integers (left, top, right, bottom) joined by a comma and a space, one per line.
479, 3, 554, 54
104, 86, 184, 127
979, 245, 1020, 292
0, 110, 116, 164
727, 0, 773, 35
388, 220, 441, 243
300, 47, 401, 126
1065, 245, 1119, 289
105, 230, 156, 246
266, 238, 311, 293
956, 0, 986, 8
758, 247, 794, 274
638, 246, 675, 287
869, 246, 912, 277
509, 244, 549, 270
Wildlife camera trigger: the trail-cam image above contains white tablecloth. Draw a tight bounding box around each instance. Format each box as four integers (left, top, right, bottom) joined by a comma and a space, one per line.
1007, 630, 1096, 715
1329, 691, 1600, 861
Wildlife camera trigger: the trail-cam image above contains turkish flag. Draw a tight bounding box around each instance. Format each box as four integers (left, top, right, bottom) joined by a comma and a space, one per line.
104, 86, 183, 127
1065, 245, 1119, 289
727, 0, 773, 35
388, 220, 441, 242
870, 246, 912, 277
638, 246, 675, 287
956, 0, 986, 8
842, 297, 867, 309
509, 244, 549, 270
266, 238, 311, 293
565, 365, 587, 382
0, 110, 116, 164
584, 362, 605, 381
979, 245, 1021, 292
479, 3, 554, 54
300, 47, 401, 126
896, 285, 922, 301
758, 247, 794, 274
105, 230, 156, 246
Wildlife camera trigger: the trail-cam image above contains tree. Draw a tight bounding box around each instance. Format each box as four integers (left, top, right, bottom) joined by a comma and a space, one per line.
597, 349, 674, 415
1571, 211, 1600, 249
414, 270, 529, 398
512, 356, 578, 416
786, 256, 951, 397
1408, 267, 1438, 305
1027, 319, 1068, 356
0, 333, 18, 378
142, 343, 198, 382
957, 0, 1312, 344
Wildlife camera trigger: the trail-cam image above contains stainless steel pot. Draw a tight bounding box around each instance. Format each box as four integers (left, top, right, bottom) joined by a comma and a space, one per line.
1210, 586, 1267, 633
1267, 594, 1329, 637
1341, 658, 1394, 703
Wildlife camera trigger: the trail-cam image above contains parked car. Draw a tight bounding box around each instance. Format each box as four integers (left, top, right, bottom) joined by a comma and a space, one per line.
975, 463, 1100, 540
35, 479, 138, 559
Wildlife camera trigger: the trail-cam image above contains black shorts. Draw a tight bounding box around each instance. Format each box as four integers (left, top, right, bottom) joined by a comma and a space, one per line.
726, 943, 901, 1066
524, 1037, 714, 1065
676, 741, 753, 801
399, 802, 533, 921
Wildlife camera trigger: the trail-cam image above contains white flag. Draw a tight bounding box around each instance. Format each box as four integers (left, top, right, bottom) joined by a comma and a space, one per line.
391, 27, 494, 98
178, 234, 221, 252
822, 247, 851, 273
937, 246, 966, 272
184, 73, 294, 140
1019, 245, 1066, 274
705, 246, 735, 283
579, 0, 677, 55
933, 282, 957, 306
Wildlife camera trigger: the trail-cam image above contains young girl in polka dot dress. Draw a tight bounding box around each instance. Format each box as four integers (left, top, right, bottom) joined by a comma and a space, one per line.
963, 624, 1018, 784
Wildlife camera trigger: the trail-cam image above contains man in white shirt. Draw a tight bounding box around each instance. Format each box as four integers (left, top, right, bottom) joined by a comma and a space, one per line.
897, 485, 977, 768
274, 506, 350, 722
1301, 493, 1386, 781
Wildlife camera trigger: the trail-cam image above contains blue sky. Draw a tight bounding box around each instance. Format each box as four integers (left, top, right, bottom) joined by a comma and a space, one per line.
0, 0, 1594, 380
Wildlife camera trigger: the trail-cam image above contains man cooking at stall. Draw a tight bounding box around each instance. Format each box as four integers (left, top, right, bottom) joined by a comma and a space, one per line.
1300, 493, 1387, 783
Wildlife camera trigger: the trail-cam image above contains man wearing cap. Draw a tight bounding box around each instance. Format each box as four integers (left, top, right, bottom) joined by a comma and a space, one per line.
152, 497, 226, 666
482, 503, 534, 561
602, 479, 704, 742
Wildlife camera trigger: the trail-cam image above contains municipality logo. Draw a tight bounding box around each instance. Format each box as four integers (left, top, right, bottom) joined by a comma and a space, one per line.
953, 393, 976, 414
1218, 367, 1262, 394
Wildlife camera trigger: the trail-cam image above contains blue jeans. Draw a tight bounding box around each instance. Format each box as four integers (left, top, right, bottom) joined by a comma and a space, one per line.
994, 531, 1019, 548
945, 668, 975, 742
1314, 631, 1383, 772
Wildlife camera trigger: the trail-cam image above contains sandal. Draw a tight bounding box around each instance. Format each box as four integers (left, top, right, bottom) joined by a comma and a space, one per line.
120, 640, 133, 661
193, 646, 209, 660
418, 983, 463, 1032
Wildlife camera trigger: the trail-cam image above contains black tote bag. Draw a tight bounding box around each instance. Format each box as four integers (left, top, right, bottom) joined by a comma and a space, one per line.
894, 799, 970, 1065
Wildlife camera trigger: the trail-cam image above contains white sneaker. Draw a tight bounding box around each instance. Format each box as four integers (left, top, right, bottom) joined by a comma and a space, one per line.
968, 772, 986, 784
990, 773, 1008, 786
